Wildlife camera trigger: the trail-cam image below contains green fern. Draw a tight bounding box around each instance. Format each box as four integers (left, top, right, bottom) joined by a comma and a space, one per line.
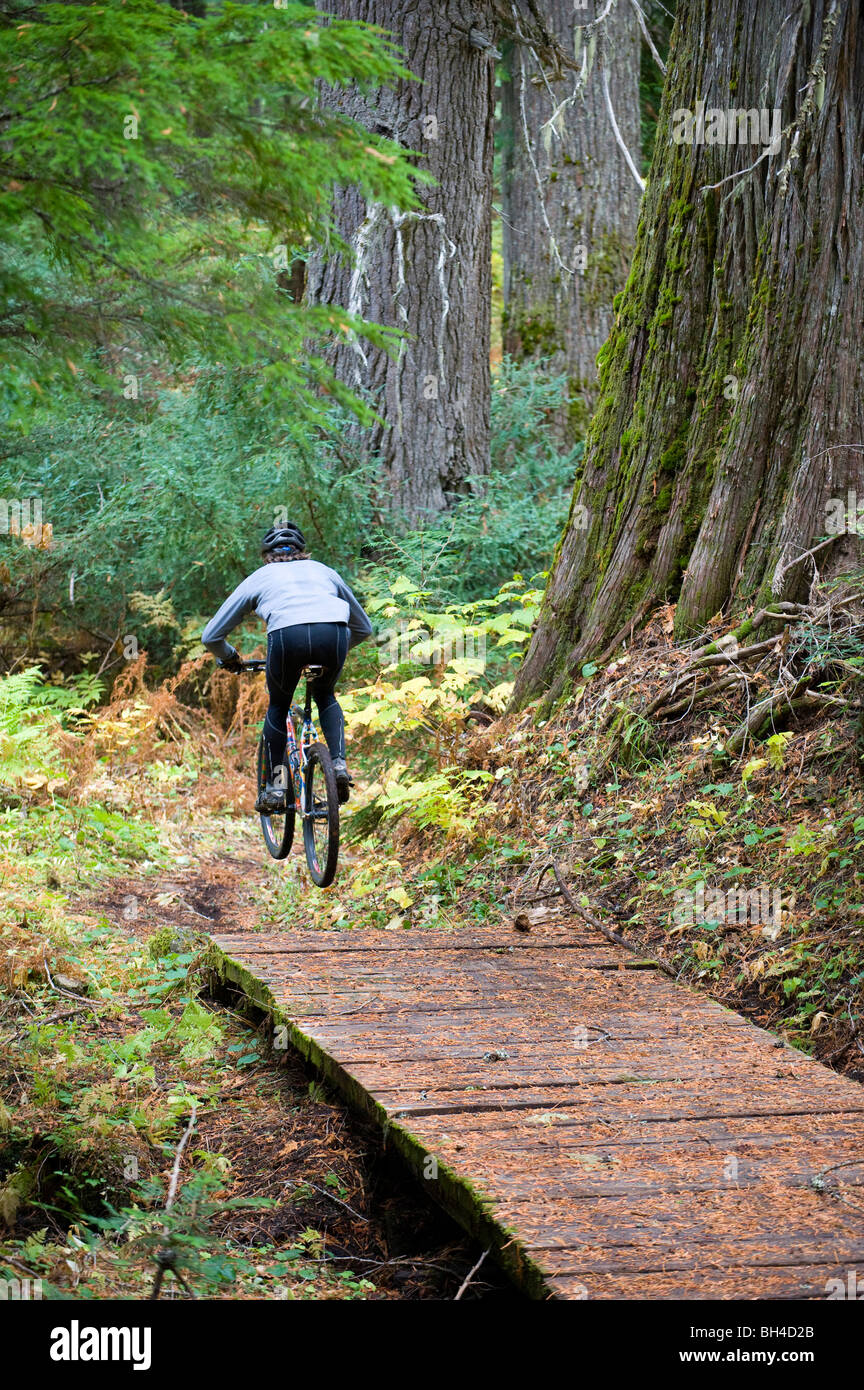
0, 666, 99, 784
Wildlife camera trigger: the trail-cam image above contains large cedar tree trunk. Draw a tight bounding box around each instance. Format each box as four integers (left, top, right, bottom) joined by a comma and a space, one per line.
514, 0, 864, 706
500, 0, 641, 430
307, 1, 495, 523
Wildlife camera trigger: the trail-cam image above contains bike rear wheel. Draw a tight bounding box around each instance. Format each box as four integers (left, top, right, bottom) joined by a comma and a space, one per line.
302, 742, 339, 887
257, 734, 295, 861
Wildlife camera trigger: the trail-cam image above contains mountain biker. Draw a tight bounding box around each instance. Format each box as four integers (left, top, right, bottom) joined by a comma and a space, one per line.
201, 523, 373, 812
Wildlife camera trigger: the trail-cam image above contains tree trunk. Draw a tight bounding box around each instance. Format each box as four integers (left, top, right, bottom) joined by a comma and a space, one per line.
514, 0, 864, 707
500, 0, 641, 433
307, 1, 495, 524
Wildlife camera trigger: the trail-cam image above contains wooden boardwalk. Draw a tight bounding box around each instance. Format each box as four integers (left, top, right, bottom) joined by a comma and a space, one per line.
208, 922, 864, 1299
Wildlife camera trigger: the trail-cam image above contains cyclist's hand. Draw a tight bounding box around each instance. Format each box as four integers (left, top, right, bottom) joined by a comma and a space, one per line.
218, 651, 244, 674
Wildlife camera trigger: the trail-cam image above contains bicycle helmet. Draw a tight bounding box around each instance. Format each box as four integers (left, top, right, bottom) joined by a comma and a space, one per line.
261, 523, 306, 556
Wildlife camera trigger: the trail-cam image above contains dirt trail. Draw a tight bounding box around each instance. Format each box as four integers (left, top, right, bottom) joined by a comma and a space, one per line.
86, 849, 264, 943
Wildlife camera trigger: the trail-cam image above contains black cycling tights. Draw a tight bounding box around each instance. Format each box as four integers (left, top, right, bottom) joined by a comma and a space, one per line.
262, 622, 349, 781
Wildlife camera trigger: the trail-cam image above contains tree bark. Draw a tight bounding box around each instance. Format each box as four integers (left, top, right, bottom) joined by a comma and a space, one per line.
307, 1, 495, 524
500, 0, 641, 432
514, 0, 864, 707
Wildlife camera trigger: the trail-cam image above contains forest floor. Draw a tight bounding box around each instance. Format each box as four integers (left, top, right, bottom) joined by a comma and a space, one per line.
0, 813, 512, 1300
1, 606, 862, 1299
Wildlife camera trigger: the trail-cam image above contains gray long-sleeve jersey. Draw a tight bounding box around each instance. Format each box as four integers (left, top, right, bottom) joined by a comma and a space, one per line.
201, 560, 373, 662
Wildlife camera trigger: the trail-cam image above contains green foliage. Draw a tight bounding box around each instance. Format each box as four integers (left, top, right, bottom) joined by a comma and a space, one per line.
0, 392, 379, 668
0, 0, 435, 672
375, 767, 494, 837
92, 1163, 275, 1296
1, 356, 568, 674
342, 573, 543, 778
371, 358, 582, 604
1, 0, 422, 425
0, 665, 102, 780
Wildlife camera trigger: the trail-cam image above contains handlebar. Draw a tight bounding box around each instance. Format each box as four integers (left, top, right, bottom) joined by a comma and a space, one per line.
217, 657, 266, 672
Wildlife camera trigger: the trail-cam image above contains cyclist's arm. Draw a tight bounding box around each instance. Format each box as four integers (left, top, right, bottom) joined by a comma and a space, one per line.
335, 578, 373, 649
201, 579, 257, 662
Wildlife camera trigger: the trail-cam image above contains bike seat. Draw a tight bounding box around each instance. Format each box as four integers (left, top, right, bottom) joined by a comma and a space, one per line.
302, 664, 325, 679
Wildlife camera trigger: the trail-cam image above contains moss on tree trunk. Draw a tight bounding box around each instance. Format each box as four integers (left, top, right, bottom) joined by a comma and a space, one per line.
514, 0, 864, 707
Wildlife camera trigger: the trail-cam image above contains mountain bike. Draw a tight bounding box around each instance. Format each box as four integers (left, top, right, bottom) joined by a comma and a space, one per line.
239, 659, 340, 887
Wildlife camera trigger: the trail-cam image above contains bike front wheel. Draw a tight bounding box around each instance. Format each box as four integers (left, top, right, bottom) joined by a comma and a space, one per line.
257, 735, 295, 861
302, 742, 340, 887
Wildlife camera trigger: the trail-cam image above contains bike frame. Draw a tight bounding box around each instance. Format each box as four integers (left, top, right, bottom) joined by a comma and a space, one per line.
242, 659, 322, 821
283, 695, 319, 819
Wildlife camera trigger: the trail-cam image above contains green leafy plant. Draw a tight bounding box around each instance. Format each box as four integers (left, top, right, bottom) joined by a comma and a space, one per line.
1, 0, 422, 425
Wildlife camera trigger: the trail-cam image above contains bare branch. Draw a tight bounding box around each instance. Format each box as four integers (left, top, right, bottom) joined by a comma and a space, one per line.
630, 0, 667, 74
454, 1248, 490, 1300
600, 64, 646, 192
772, 533, 841, 592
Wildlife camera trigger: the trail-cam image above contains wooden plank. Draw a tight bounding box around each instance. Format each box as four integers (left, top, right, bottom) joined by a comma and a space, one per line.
547, 1263, 859, 1301
409, 1132, 864, 1200
207, 926, 864, 1300
211, 926, 613, 953
497, 1187, 864, 1255
401, 1108, 864, 1150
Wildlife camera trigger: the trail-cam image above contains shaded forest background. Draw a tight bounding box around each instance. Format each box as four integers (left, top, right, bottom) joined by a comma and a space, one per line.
0, 0, 671, 679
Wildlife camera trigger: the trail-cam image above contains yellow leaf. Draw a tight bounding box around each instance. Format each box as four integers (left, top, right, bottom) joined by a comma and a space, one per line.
742, 757, 768, 787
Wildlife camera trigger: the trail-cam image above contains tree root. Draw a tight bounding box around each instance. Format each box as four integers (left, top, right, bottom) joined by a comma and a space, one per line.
725, 678, 812, 756
692, 603, 804, 660
692, 635, 782, 669
649, 670, 744, 721
641, 607, 805, 723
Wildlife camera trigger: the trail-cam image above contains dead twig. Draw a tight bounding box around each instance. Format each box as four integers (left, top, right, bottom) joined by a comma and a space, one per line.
725, 677, 812, 756
305, 1182, 370, 1224
454, 1247, 490, 1300
823, 1026, 861, 1065
651, 670, 745, 722
540, 862, 678, 979
150, 1104, 198, 1301
773, 534, 841, 589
